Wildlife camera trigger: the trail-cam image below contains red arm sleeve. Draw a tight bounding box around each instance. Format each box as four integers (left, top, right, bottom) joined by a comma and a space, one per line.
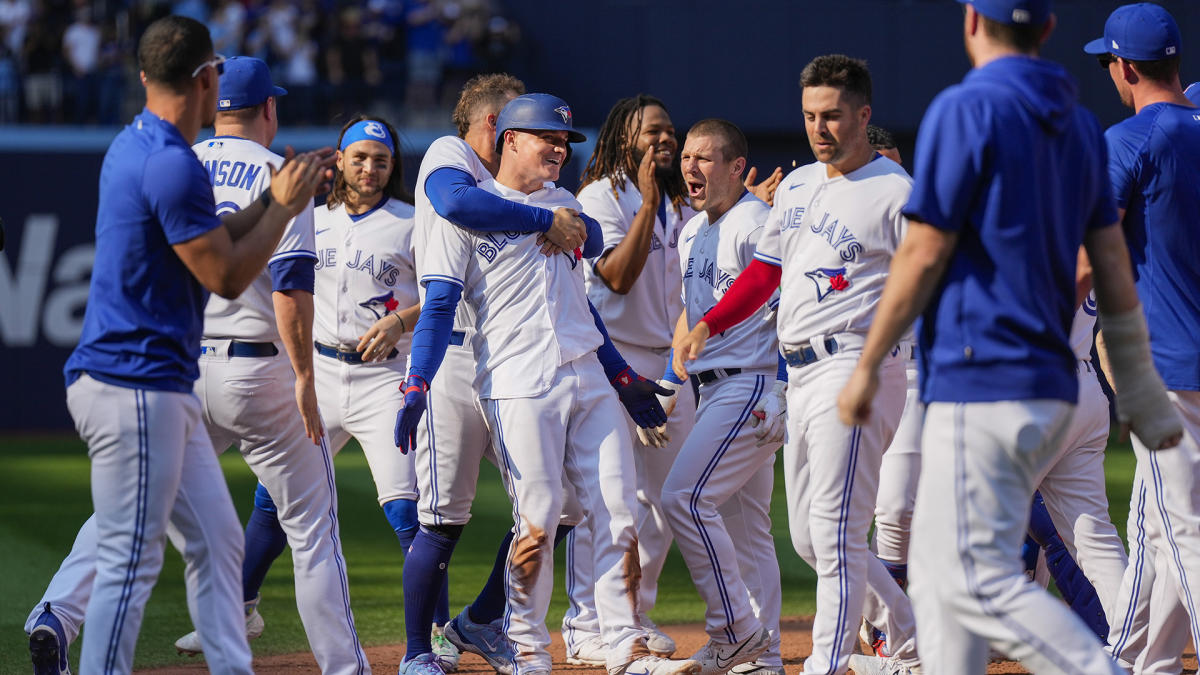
700, 258, 782, 335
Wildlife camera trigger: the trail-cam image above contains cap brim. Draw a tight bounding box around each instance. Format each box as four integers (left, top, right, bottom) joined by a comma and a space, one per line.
1083, 37, 1109, 54
272, 85, 288, 97
567, 130, 586, 143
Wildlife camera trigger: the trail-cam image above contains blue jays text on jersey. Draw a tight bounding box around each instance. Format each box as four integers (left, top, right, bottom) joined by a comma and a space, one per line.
476, 230, 580, 268
315, 247, 402, 286
682, 255, 736, 295
779, 204, 862, 263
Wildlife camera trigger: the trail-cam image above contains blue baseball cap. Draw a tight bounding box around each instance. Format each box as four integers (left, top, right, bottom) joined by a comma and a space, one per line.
1084, 3, 1181, 61
957, 0, 1052, 26
217, 56, 287, 111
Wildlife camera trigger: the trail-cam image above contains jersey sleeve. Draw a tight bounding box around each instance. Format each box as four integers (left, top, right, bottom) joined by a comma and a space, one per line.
1104, 121, 1146, 212
577, 181, 630, 258
424, 166, 554, 233
271, 199, 318, 265
737, 212, 766, 269
144, 146, 222, 245
752, 198, 783, 267
419, 217, 472, 290
902, 89, 985, 232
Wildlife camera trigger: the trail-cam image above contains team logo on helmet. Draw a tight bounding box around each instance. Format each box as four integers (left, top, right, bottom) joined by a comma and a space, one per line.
360, 291, 400, 319
363, 121, 387, 139
554, 105, 572, 124
806, 267, 851, 302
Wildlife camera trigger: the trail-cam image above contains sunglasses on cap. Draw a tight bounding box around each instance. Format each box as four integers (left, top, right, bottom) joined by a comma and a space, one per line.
191, 53, 226, 79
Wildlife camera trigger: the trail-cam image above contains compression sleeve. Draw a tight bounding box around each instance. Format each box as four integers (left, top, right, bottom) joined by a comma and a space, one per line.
425, 167, 555, 233
580, 213, 604, 259
662, 348, 686, 385
589, 299, 630, 381
407, 280, 462, 384
700, 258, 782, 335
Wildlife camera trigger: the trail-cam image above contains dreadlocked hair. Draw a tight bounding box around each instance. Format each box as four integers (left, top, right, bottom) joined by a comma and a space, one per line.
326, 114, 414, 209
579, 94, 688, 214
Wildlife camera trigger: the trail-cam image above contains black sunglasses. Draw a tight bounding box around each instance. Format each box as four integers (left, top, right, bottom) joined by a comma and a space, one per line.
1097, 53, 1118, 69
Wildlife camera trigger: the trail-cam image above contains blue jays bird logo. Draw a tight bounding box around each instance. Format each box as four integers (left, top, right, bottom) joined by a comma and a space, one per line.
554, 106, 572, 124
806, 267, 851, 302
359, 291, 399, 319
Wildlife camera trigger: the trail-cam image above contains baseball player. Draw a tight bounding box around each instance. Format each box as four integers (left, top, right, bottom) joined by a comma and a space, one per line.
563, 94, 696, 664
837, 2, 1180, 674
1083, 5, 1200, 671
172, 56, 370, 675
24, 21, 332, 675
654, 118, 781, 675
395, 92, 700, 675
397, 74, 595, 675
675, 55, 922, 675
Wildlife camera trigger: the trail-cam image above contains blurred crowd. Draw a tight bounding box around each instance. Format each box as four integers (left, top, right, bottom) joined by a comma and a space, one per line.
0, 0, 520, 125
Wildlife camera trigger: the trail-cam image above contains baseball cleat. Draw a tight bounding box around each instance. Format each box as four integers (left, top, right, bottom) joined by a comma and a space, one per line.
846, 653, 922, 675
858, 618, 889, 657
640, 614, 678, 657
690, 627, 770, 675
610, 654, 702, 675
431, 624, 461, 672
398, 652, 449, 674
174, 595, 265, 655
29, 602, 71, 675
444, 607, 513, 675
726, 662, 785, 675
566, 633, 608, 666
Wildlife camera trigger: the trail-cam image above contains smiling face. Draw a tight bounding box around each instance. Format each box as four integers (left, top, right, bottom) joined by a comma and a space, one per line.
680, 133, 745, 217
629, 104, 677, 172
802, 84, 871, 169
498, 128, 569, 192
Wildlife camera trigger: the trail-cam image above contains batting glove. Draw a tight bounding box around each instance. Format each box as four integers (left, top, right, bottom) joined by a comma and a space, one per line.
612, 367, 671, 430
636, 379, 681, 449
751, 380, 787, 447
393, 375, 429, 454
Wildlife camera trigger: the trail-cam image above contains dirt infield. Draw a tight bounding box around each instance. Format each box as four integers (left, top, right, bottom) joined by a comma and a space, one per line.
135, 615, 1186, 674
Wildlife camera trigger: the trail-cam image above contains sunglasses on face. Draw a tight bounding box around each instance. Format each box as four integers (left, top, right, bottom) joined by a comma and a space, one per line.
191, 53, 226, 79
1097, 53, 1118, 69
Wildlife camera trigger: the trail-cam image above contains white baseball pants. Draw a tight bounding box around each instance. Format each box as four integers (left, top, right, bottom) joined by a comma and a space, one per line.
65, 374, 252, 675
910, 400, 1122, 675
872, 357, 922, 566
783, 351, 918, 675
198, 345, 369, 675
1108, 390, 1200, 674
661, 371, 780, 643
316, 353, 417, 504
482, 355, 647, 675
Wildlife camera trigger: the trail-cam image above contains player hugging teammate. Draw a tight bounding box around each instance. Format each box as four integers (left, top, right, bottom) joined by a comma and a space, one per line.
28, 2, 1200, 675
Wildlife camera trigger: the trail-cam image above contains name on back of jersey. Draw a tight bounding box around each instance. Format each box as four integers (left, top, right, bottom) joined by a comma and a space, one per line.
781, 204, 862, 262
203, 159, 263, 191
315, 247, 402, 286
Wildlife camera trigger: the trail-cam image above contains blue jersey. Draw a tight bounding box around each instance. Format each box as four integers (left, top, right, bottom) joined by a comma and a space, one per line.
1106, 102, 1200, 391
64, 109, 222, 392
904, 56, 1117, 404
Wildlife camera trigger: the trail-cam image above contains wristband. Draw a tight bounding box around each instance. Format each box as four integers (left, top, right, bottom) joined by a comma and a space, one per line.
395, 313, 407, 333
402, 375, 428, 394
611, 366, 635, 387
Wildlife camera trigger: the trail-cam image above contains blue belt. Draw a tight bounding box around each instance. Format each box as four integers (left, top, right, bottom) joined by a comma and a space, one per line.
782, 338, 839, 368
201, 341, 278, 358
691, 367, 742, 387
450, 330, 465, 346
315, 342, 397, 364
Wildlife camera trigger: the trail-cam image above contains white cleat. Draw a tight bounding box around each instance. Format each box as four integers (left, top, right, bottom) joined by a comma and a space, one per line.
431, 624, 461, 672
566, 633, 609, 666
610, 654, 702, 675
641, 614, 677, 657
727, 662, 786, 675
690, 627, 770, 675
847, 653, 922, 675
174, 596, 265, 656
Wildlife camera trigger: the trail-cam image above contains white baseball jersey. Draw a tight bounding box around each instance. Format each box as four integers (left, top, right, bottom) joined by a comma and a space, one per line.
1070, 290, 1098, 361
193, 136, 316, 341
580, 175, 695, 348
421, 179, 600, 399
754, 156, 911, 347
679, 191, 778, 373
413, 135, 491, 335
312, 198, 418, 354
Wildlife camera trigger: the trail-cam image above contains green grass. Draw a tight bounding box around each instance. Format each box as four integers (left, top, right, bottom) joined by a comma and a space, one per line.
0, 435, 1137, 671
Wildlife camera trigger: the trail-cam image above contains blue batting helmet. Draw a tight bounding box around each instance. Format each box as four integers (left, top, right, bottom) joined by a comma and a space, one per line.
495, 93, 587, 150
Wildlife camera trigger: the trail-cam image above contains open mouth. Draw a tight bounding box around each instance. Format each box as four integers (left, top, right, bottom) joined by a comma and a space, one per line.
687, 180, 706, 199
545, 156, 561, 166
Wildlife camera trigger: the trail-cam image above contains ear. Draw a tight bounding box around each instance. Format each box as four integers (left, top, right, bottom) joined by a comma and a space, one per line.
860, 103, 872, 126
1120, 57, 1140, 85
1040, 13, 1057, 46
486, 113, 498, 131
139, 70, 148, 87
335, 149, 345, 172
964, 4, 979, 37
264, 97, 276, 123
732, 156, 746, 178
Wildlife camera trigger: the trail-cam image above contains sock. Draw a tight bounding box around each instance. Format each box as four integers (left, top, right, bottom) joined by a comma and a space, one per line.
242, 483, 288, 602
468, 523, 575, 625
434, 571, 450, 626
404, 526, 458, 660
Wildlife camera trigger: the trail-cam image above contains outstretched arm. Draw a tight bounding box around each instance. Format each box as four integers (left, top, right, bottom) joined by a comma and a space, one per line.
673, 258, 781, 380
588, 300, 670, 430
394, 280, 462, 452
